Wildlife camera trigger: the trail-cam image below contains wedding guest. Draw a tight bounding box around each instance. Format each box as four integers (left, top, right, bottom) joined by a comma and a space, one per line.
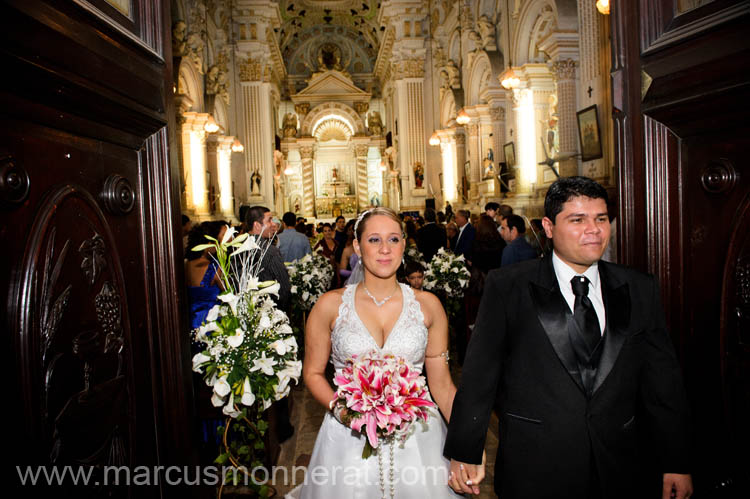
405, 260, 425, 290
278, 211, 311, 263
500, 214, 537, 267
446, 221, 459, 251
314, 223, 340, 288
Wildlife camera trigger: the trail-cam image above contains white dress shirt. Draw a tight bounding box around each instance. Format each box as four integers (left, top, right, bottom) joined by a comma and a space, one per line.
552, 251, 606, 335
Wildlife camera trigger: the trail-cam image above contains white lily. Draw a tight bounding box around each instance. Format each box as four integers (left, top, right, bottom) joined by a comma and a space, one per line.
211, 391, 226, 407
223, 393, 240, 417
269, 339, 288, 356
214, 375, 231, 397
227, 328, 245, 348
250, 352, 277, 376
241, 377, 255, 406
218, 292, 240, 315
192, 352, 211, 372
221, 225, 237, 245
257, 282, 280, 297
258, 313, 272, 331
232, 234, 259, 255
197, 320, 219, 337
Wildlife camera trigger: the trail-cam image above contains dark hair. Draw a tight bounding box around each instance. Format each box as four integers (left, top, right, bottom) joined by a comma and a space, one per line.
182, 214, 190, 225
335, 215, 345, 223
457, 209, 470, 220
437, 211, 446, 223
238, 205, 250, 225
295, 221, 306, 233
505, 214, 526, 234
424, 208, 437, 223
544, 176, 608, 223
405, 220, 418, 241
245, 205, 270, 230
321, 222, 333, 230
499, 204, 513, 219
282, 211, 296, 227
186, 221, 225, 261
405, 260, 425, 276
476, 214, 501, 241
484, 202, 500, 212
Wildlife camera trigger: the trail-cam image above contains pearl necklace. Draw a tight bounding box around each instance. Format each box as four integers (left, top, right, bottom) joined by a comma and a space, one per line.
363, 284, 399, 307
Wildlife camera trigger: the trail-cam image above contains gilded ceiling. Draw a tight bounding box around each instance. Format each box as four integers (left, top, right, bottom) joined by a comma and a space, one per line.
276, 0, 382, 76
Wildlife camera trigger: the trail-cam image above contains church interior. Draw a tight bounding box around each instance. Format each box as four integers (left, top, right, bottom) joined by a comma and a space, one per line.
2, 0, 749, 497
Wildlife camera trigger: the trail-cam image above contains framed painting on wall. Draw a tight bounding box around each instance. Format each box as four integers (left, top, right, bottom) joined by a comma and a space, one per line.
503, 142, 516, 167
576, 105, 604, 162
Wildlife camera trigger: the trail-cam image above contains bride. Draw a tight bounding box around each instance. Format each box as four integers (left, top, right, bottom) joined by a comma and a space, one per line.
293, 207, 482, 498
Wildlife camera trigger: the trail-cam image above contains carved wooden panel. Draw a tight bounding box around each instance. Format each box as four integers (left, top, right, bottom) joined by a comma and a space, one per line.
2, 1, 193, 497
612, 0, 750, 495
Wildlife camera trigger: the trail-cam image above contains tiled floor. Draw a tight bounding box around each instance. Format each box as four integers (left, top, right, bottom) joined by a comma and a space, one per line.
271, 372, 499, 498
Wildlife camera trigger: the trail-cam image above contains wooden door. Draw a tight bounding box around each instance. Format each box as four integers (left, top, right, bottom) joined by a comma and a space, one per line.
611, 0, 750, 495
1, 1, 195, 496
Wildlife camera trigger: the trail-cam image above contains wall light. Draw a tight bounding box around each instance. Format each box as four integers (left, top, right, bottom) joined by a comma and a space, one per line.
231, 137, 244, 152
429, 131, 441, 146
596, 0, 610, 15
500, 68, 520, 89
204, 116, 220, 133
456, 109, 470, 125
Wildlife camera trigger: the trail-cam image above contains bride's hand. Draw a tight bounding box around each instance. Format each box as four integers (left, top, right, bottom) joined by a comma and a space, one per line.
448, 453, 485, 495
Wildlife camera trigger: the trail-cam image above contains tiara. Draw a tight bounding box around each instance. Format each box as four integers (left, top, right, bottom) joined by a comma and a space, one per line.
353, 209, 373, 240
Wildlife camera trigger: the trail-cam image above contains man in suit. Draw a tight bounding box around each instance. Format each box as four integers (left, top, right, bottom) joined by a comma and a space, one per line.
453, 209, 475, 259
444, 177, 692, 499
417, 207, 447, 262
500, 214, 537, 266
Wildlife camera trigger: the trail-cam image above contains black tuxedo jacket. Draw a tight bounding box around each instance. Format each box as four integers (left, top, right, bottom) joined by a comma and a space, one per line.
416, 223, 447, 262
444, 255, 690, 499
454, 223, 475, 259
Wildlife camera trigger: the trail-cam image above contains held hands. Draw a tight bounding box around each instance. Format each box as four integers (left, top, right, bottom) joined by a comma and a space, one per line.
663, 473, 693, 499
448, 452, 486, 495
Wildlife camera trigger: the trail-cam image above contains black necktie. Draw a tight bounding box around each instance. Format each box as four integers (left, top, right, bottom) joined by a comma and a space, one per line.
571, 276, 601, 353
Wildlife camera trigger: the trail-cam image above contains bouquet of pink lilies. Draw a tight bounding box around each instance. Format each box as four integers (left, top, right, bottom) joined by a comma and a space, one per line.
331, 351, 435, 458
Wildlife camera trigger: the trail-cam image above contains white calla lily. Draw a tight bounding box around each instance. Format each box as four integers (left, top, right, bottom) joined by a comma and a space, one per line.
192, 352, 211, 372
218, 293, 240, 315
211, 391, 226, 407
257, 282, 280, 297
214, 375, 231, 397
221, 225, 237, 245
223, 393, 240, 417
241, 377, 255, 406
250, 352, 277, 376
227, 328, 245, 348
232, 234, 259, 255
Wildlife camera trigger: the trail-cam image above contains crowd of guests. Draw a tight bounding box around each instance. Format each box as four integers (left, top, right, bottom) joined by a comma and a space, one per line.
182, 202, 553, 371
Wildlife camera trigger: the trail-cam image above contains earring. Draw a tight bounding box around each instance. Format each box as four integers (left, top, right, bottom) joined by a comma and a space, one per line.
402, 256, 405, 266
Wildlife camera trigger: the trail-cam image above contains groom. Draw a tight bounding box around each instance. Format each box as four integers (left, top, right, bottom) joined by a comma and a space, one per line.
444, 177, 692, 499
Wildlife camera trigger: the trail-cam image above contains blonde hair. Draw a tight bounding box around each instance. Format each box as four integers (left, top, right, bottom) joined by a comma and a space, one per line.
354, 207, 404, 241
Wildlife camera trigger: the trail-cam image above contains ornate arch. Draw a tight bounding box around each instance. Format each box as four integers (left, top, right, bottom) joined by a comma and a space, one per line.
177, 58, 203, 111
300, 102, 365, 136
466, 50, 505, 105
513, 0, 578, 65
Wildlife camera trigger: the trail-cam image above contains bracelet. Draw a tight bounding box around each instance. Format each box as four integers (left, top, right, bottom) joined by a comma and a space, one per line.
426, 350, 450, 364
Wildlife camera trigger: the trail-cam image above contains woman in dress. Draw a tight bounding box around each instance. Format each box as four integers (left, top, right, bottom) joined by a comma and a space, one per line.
298, 207, 476, 498
313, 223, 340, 288
185, 221, 227, 332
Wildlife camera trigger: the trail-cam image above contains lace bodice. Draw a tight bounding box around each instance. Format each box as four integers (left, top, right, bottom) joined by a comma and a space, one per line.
330, 283, 428, 371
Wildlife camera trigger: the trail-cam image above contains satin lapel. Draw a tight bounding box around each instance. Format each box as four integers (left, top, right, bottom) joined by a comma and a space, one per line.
530, 257, 584, 393
592, 262, 630, 394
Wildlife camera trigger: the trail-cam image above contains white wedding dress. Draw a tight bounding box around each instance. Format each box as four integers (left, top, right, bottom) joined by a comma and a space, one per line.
289, 283, 460, 499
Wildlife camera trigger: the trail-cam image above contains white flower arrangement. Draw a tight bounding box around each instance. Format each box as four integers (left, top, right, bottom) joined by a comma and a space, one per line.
422, 247, 470, 299
286, 251, 335, 312
404, 246, 427, 268
191, 227, 301, 419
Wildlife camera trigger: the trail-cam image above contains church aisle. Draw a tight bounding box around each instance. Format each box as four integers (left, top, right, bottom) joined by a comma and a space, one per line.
273, 378, 499, 497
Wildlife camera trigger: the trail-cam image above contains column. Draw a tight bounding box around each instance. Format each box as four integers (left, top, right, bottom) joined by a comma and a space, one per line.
298, 142, 315, 217
181, 112, 210, 217
454, 131, 467, 203
466, 123, 480, 197
174, 93, 193, 210
207, 135, 236, 218
393, 65, 427, 204
488, 104, 506, 188
552, 59, 579, 177
353, 141, 370, 211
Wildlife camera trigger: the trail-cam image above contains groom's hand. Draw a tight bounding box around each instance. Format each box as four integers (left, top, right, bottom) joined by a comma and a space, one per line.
662, 473, 693, 499
448, 458, 483, 495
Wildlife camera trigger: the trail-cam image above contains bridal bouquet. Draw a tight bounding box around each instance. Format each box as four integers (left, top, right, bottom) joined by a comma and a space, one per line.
286, 251, 334, 312
331, 351, 435, 458
191, 227, 301, 417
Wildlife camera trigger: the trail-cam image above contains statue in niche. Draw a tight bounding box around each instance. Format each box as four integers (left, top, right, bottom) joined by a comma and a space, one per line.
250, 170, 261, 196
206, 64, 228, 101
413, 162, 424, 188
311, 43, 350, 79
367, 111, 383, 136
545, 94, 560, 155
440, 60, 461, 89
483, 148, 495, 179
477, 15, 497, 50
172, 21, 187, 57
282, 113, 298, 138
331, 167, 339, 181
